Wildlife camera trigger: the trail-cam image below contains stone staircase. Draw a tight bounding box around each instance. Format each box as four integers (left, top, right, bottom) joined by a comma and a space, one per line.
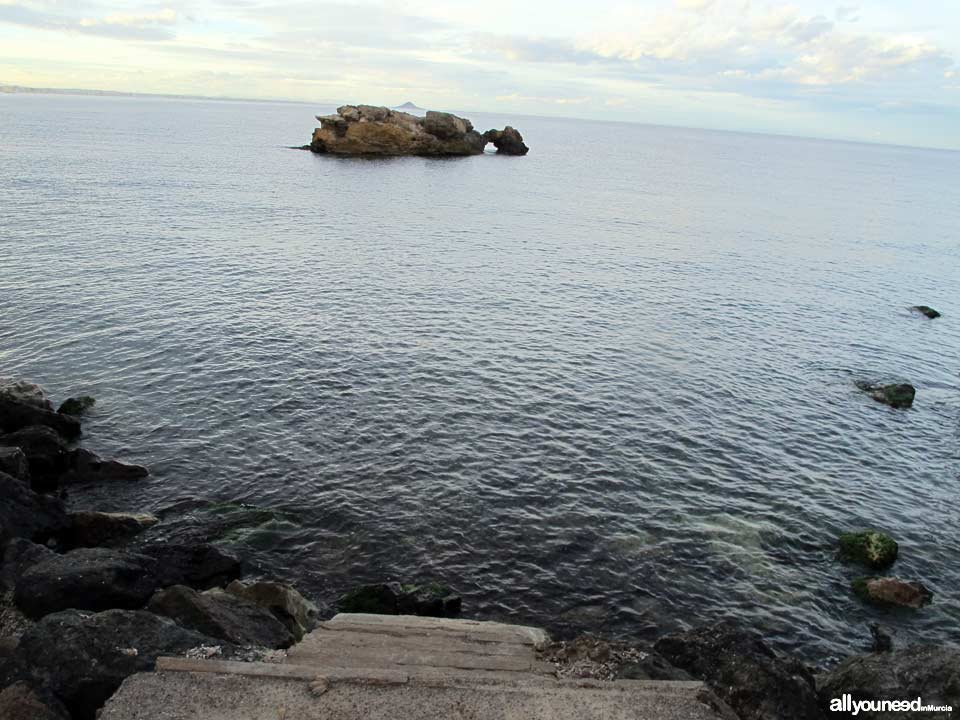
99, 613, 731, 719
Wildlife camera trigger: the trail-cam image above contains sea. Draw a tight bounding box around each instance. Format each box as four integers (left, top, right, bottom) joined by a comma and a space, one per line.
2, 93, 958, 665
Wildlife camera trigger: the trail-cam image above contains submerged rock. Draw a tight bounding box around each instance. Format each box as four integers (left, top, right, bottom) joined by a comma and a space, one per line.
18, 609, 222, 720
852, 577, 933, 609
819, 645, 960, 719
309, 105, 528, 157
0, 471, 68, 544
857, 382, 916, 409
337, 581, 461, 618
63, 511, 159, 548
225, 579, 319, 641
14, 548, 159, 619
60, 448, 149, 485
56, 396, 95, 416
654, 621, 822, 720
482, 126, 530, 155
148, 585, 294, 648
910, 306, 941, 319
839, 531, 899, 570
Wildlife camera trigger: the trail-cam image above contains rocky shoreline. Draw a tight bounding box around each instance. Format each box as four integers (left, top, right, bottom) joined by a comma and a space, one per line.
1, 377, 957, 719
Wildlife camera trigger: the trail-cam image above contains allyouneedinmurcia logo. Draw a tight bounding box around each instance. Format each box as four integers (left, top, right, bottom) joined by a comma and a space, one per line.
830, 695, 954, 715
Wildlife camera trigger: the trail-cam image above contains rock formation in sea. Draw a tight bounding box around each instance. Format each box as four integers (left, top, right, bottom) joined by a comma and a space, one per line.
309, 105, 529, 156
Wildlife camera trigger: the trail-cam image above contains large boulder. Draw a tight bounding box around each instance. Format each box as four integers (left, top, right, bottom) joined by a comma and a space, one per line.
857, 382, 916, 409
0, 471, 68, 543
0, 426, 70, 487
0, 395, 81, 440
0, 538, 55, 591
147, 585, 294, 648
0, 446, 29, 482
852, 577, 933, 609
654, 621, 822, 720
17, 608, 222, 720
14, 547, 159, 618
820, 645, 960, 719
225, 579, 319, 640
0, 682, 69, 720
56, 396, 95, 417
137, 542, 242, 590
839, 531, 899, 570
63, 511, 158, 549
482, 126, 530, 155
60, 448, 149, 485
0, 379, 53, 411
336, 581, 461, 618
310, 105, 487, 156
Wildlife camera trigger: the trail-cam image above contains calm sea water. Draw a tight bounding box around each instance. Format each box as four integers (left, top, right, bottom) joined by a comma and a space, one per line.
2, 94, 958, 665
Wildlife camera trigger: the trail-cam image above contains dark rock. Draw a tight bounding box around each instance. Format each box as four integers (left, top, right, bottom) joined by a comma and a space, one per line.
0, 426, 70, 488
17, 608, 222, 720
148, 585, 294, 648
0, 446, 29, 483
0, 398, 81, 440
60, 448, 149, 485
0, 471, 69, 544
337, 581, 461, 618
857, 382, 916, 409
0, 538, 55, 591
0, 379, 53, 411
0, 681, 70, 720
482, 126, 530, 155
62, 511, 159, 549
654, 621, 822, 720
137, 542, 242, 590
910, 306, 941, 319
56, 396, 96, 416
617, 652, 694, 681
869, 623, 893, 653
225, 579, 319, 641
14, 547, 159, 619
839, 531, 899, 570
852, 577, 933, 609
310, 105, 495, 156
820, 645, 960, 719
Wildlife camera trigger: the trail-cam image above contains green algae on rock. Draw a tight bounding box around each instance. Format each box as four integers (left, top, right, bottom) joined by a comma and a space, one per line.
911, 305, 941, 319
57, 396, 96, 416
856, 381, 916, 409
839, 530, 899, 569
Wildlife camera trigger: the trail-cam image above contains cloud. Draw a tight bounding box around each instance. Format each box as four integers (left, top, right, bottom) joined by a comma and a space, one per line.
0, 1, 177, 40
835, 5, 860, 23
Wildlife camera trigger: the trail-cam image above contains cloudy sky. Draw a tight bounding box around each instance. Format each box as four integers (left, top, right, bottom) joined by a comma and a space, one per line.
1, 0, 958, 148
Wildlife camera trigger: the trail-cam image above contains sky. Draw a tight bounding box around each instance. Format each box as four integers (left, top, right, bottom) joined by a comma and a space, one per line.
1, 0, 958, 149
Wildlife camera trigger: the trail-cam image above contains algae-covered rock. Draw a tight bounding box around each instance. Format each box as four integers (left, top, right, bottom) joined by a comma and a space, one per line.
337, 581, 461, 618
839, 531, 899, 569
856, 382, 916, 409
911, 306, 941, 319
56, 396, 95, 416
225, 579, 319, 641
852, 577, 933, 609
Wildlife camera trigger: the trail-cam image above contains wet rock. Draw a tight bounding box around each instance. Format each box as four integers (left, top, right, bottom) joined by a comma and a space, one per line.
617, 651, 694, 681
0, 397, 81, 439
869, 623, 893, 653
148, 585, 294, 648
0, 538, 55, 591
14, 547, 159, 619
0, 681, 70, 720
857, 382, 916, 409
17, 608, 222, 720
137, 542, 242, 590
0, 379, 53, 411
225, 579, 319, 640
0, 446, 29, 482
60, 448, 149, 485
0, 471, 68, 544
56, 395, 95, 416
820, 645, 960, 719
852, 577, 933, 609
910, 306, 941, 319
839, 531, 899, 570
310, 105, 491, 156
482, 126, 530, 155
337, 581, 461, 618
654, 621, 822, 720
63, 511, 159, 548
0, 426, 70, 487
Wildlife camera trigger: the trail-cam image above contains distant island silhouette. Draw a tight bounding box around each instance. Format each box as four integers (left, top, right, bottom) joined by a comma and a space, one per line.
395, 101, 426, 112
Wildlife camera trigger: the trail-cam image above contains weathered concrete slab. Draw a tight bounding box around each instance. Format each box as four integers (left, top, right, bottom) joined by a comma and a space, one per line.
322, 613, 550, 647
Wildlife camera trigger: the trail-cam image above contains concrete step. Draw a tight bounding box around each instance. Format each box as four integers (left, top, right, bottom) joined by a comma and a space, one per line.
321, 613, 550, 646
99, 659, 729, 720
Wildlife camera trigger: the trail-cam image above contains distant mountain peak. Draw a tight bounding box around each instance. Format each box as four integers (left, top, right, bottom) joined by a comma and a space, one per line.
396, 101, 425, 111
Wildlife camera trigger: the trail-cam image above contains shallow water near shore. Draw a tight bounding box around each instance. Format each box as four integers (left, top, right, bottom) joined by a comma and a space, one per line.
2, 93, 959, 665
